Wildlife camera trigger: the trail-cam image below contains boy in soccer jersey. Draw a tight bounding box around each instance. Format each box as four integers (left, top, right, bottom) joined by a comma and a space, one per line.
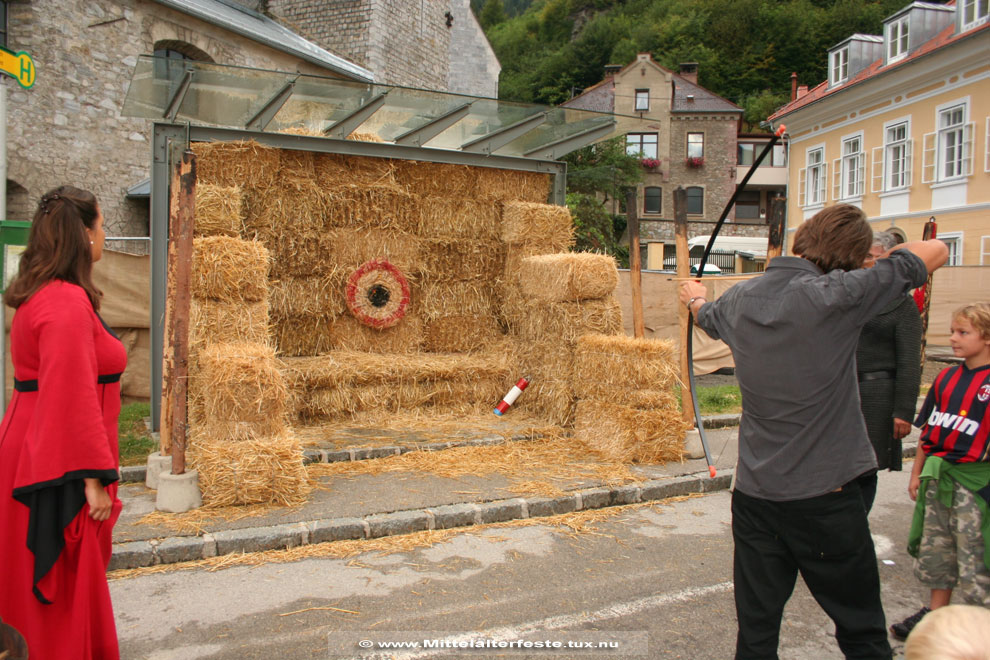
890, 303, 990, 641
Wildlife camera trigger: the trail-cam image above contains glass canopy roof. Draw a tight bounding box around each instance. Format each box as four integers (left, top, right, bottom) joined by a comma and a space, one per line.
121, 56, 658, 160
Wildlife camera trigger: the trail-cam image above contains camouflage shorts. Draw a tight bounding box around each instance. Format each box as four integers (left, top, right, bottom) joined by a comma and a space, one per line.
914, 478, 990, 606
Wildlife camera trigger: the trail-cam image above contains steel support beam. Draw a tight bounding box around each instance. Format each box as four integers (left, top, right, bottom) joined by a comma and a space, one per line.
323, 91, 388, 139
460, 113, 547, 155
163, 69, 194, 122
394, 102, 473, 147
523, 121, 615, 161
245, 77, 297, 131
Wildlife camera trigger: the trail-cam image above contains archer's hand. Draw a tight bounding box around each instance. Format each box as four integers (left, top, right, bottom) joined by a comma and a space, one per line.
84, 478, 112, 521
679, 281, 706, 307
893, 418, 912, 440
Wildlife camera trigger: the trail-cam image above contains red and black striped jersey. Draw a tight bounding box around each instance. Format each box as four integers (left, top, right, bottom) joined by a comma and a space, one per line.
914, 363, 990, 463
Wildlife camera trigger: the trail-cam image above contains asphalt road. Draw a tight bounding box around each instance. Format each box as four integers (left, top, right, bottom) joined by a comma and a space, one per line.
111, 464, 928, 660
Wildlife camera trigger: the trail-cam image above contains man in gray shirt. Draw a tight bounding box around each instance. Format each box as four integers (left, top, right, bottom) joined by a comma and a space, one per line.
680, 204, 947, 660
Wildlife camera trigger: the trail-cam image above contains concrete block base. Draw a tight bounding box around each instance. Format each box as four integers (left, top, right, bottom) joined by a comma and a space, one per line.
683, 428, 707, 460
156, 470, 202, 513
145, 452, 172, 490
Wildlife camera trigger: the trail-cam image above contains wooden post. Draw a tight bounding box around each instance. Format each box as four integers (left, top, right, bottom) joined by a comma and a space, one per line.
674, 187, 695, 426
766, 195, 786, 260
161, 148, 196, 475
626, 188, 645, 338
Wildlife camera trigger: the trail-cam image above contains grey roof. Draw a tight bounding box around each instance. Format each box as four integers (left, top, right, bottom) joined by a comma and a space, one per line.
561, 79, 615, 114
151, 0, 374, 82
672, 76, 741, 113
126, 178, 150, 198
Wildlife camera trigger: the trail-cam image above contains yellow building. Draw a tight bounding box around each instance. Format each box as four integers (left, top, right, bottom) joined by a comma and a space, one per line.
769, 1, 989, 265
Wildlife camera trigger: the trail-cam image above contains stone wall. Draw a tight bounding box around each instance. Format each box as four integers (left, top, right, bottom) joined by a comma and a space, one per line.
447, 0, 499, 98
667, 115, 739, 223
271, 0, 451, 90
639, 220, 770, 243
5, 0, 363, 243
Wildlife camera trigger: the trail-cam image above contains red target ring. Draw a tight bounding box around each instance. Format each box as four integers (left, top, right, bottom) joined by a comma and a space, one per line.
345, 259, 411, 328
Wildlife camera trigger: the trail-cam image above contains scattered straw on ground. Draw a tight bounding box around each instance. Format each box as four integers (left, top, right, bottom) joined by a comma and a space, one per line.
109, 495, 706, 581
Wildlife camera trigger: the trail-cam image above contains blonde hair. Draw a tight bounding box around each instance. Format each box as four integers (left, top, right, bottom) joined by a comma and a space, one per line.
905, 605, 990, 660
952, 303, 990, 342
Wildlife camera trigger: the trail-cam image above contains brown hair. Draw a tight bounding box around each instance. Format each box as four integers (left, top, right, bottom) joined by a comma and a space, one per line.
792, 204, 873, 273
952, 303, 990, 342
3, 186, 102, 310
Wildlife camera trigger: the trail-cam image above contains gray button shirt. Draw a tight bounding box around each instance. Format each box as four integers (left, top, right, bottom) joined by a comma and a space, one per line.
696, 251, 928, 501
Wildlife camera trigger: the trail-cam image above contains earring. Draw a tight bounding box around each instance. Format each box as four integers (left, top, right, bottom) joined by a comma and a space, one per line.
90, 241, 94, 245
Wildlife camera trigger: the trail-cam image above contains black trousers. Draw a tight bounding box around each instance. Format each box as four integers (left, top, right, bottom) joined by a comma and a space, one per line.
731, 474, 891, 660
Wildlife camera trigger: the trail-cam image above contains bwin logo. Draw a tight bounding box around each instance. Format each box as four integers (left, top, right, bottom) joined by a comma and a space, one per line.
927, 410, 980, 436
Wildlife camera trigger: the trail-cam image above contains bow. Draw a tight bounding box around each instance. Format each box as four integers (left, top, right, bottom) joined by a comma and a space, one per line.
686, 124, 786, 478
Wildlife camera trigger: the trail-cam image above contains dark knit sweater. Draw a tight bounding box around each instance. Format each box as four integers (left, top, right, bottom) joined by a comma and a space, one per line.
855, 295, 923, 470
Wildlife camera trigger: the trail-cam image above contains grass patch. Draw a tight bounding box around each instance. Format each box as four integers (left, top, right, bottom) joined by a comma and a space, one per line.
119, 402, 156, 466
696, 385, 743, 415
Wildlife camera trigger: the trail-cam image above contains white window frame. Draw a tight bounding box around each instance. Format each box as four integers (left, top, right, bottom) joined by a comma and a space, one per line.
635, 89, 650, 112
886, 15, 909, 63
940, 231, 963, 266
687, 132, 705, 159
873, 117, 912, 193
834, 133, 865, 200
922, 98, 974, 184
981, 235, 990, 265
829, 48, 848, 86
800, 145, 827, 207
961, 0, 989, 31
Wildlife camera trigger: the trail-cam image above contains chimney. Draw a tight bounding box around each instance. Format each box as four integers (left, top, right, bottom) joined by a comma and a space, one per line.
790, 72, 798, 101
679, 62, 698, 85
604, 64, 622, 77
797, 85, 809, 99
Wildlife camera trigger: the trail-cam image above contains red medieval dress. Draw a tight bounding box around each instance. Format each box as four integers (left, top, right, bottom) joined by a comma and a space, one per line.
0, 280, 126, 660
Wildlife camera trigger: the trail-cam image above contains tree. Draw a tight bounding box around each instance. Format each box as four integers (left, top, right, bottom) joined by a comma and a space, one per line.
479, 0, 508, 30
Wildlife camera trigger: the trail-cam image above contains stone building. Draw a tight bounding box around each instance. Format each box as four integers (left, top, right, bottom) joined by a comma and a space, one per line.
3, 0, 499, 242
564, 53, 786, 269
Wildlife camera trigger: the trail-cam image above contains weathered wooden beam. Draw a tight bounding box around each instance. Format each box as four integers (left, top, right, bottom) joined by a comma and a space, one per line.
674, 187, 695, 427
626, 188, 645, 339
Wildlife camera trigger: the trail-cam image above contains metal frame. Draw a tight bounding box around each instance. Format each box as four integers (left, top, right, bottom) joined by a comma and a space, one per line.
149, 122, 567, 430
246, 77, 298, 131
461, 113, 547, 154
394, 102, 473, 147
323, 91, 388, 138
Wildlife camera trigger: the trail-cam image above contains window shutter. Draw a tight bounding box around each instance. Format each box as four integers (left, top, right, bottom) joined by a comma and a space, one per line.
871, 146, 884, 193
985, 117, 990, 173
962, 122, 975, 176
820, 161, 828, 202
922, 131, 936, 183
798, 167, 807, 205
832, 158, 842, 200
906, 139, 914, 186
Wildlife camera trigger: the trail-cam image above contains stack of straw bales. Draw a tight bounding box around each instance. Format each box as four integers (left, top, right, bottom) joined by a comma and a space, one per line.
499, 202, 623, 425
187, 198, 309, 506
572, 335, 689, 463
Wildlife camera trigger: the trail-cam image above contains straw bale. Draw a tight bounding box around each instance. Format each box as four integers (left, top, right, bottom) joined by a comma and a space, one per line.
475, 168, 551, 203
194, 185, 244, 237
314, 153, 398, 189
347, 132, 384, 142
519, 253, 618, 303
279, 147, 317, 179
326, 186, 418, 232
192, 140, 281, 189
189, 299, 271, 352
328, 229, 422, 275
276, 125, 323, 137
513, 339, 575, 384
269, 274, 346, 319
415, 197, 501, 240
506, 296, 623, 343
243, 178, 333, 239
190, 430, 311, 507
327, 313, 423, 354
418, 280, 495, 321
271, 314, 336, 357
573, 335, 679, 396
575, 400, 688, 464
422, 315, 503, 353
198, 342, 288, 435
420, 239, 502, 282
394, 161, 550, 202
191, 236, 269, 303
513, 377, 575, 427
502, 201, 574, 247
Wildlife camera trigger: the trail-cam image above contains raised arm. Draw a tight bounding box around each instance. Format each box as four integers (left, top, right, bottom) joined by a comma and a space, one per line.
886, 239, 949, 275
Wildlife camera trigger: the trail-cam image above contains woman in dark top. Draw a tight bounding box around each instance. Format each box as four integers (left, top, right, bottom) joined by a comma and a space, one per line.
857, 231, 923, 473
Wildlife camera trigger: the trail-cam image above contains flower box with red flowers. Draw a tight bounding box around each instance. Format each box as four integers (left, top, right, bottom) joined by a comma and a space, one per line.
640, 157, 661, 170
686, 156, 704, 168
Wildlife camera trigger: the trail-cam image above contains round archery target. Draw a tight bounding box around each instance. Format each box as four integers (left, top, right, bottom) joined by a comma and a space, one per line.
345, 259, 411, 328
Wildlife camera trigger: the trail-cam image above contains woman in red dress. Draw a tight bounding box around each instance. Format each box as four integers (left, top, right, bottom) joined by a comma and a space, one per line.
0, 186, 126, 659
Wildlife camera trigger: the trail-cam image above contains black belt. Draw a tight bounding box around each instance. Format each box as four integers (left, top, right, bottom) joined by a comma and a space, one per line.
858, 370, 896, 382
14, 373, 122, 392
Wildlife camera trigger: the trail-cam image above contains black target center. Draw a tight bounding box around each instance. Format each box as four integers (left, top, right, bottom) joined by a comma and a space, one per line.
367, 284, 391, 308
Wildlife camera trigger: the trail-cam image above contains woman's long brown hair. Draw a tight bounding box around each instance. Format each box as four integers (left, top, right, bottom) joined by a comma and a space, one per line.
3, 185, 102, 310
